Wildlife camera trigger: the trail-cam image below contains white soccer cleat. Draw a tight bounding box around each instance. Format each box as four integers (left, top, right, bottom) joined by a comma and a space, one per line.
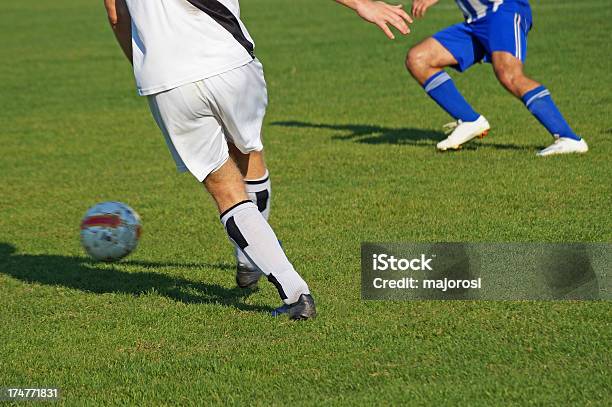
537, 136, 589, 157
437, 116, 490, 151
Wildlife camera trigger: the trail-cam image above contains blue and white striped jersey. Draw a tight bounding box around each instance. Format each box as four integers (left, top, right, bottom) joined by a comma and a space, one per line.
454, 0, 530, 23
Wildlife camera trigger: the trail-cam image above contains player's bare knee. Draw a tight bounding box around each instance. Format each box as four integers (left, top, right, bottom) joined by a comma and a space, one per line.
207, 181, 248, 213
204, 160, 248, 209
406, 47, 429, 75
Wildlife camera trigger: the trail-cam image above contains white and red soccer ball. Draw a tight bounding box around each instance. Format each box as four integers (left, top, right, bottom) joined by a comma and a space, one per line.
80, 202, 142, 262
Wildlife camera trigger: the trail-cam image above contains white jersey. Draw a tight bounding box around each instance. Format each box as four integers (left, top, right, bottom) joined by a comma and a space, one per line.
125, 0, 255, 96
454, 0, 530, 23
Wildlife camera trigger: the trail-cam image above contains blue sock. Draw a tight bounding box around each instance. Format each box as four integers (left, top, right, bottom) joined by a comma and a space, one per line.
423, 71, 480, 122
522, 86, 581, 141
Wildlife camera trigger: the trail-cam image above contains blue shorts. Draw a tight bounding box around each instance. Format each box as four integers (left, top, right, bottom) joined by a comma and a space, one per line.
433, 7, 532, 72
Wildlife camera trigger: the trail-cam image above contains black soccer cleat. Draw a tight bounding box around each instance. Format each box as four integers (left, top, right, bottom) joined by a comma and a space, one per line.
236, 264, 263, 288
271, 294, 317, 320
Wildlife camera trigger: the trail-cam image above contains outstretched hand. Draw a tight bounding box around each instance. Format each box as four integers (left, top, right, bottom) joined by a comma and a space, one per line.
411, 0, 439, 19
353, 1, 413, 39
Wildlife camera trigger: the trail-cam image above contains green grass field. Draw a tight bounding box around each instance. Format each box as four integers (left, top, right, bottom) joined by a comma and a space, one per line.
1, 0, 611, 405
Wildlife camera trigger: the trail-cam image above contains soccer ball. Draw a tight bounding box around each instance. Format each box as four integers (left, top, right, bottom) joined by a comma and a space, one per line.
80, 201, 142, 262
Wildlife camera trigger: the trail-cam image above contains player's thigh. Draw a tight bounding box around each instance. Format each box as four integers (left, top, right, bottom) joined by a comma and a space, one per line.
478, 10, 531, 63
491, 51, 524, 75
148, 83, 230, 183
203, 59, 268, 155
432, 23, 486, 72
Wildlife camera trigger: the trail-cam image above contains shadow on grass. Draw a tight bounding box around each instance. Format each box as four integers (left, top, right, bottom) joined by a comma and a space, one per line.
272, 121, 541, 151
0, 243, 272, 314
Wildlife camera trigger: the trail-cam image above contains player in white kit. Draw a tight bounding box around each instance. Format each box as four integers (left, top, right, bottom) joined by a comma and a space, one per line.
103, 0, 412, 319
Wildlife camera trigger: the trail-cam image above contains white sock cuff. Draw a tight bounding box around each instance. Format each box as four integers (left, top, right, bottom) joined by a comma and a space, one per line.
220, 200, 257, 225
245, 170, 270, 191
424, 71, 451, 93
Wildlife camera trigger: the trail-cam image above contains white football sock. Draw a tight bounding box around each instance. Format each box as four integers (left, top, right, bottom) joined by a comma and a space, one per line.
221, 201, 309, 304
235, 170, 271, 268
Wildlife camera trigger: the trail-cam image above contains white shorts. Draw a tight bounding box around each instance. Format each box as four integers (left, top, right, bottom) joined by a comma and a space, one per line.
147, 59, 268, 182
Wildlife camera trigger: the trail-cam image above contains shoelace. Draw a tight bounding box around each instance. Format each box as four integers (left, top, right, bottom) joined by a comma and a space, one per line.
443, 120, 463, 135
544, 136, 567, 151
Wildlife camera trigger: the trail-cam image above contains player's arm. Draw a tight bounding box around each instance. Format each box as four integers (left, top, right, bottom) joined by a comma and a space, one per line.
335, 0, 413, 39
411, 0, 439, 19
104, 0, 132, 63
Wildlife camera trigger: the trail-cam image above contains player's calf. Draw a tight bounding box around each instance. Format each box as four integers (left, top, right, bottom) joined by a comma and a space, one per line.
492, 52, 539, 98
234, 170, 271, 288
220, 201, 315, 319
205, 160, 314, 319
228, 146, 272, 288
406, 37, 486, 150
491, 52, 587, 155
